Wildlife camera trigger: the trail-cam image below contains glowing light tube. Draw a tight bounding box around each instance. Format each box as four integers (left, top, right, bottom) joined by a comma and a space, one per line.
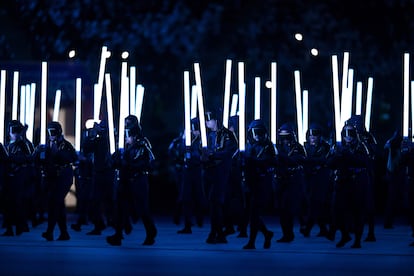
190, 85, 198, 119
75, 78, 82, 152
230, 94, 238, 116
364, 77, 374, 132
254, 77, 261, 120
130, 66, 136, 116
20, 85, 26, 125
94, 46, 110, 121
403, 53, 410, 138
118, 62, 129, 150
238, 62, 246, 152
12, 71, 19, 120
302, 89, 308, 143
342, 68, 354, 125
412, 81, 414, 141
341, 52, 350, 101
270, 62, 277, 145
222, 59, 232, 128
0, 70, 6, 144
53, 89, 61, 122
26, 84, 34, 142
184, 71, 191, 147
104, 74, 116, 154
355, 81, 362, 115
294, 70, 303, 144
194, 63, 207, 148
135, 84, 144, 123
40, 62, 47, 145
331, 55, 342, 142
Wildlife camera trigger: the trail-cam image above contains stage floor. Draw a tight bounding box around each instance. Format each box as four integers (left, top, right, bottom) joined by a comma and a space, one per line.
1, 214, 414, 275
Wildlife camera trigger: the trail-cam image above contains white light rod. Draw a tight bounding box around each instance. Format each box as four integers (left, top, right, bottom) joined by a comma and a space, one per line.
193, 63, 207, 148
270, 62, 277, 145
230, 94, 238, 116
254, 77, 261, 120
0, 70, 6, 144
12, 71, 19, 120
104, 74, 116, 154
364, 77, 374, 132
40, 62, 47, 145
403, 53, 410, 138
355, 81, 362, 115
222, 59, 232, 128
331, 55, 342, 142
183, 71, 191, 147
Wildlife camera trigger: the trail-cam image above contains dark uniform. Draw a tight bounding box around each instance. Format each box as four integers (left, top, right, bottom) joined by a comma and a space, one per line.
177, 118, 206, 234
35, 121, 78, 241
274, 123, 306, 243
327, 124, 371, 248
107, 115, 157, 246
0, 142, 7, 218
202, 110, 238, 244
2, 121, 33, 236
302, 124, 331, 237
242, 119, 275, 249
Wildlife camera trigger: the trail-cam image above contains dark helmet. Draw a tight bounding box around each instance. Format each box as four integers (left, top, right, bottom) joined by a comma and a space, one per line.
190, 117, 200, 131
248, 119, 268, 142
124, 115, 142, 138
278, 123, 297, 143
47, 121, 62, 137
345, 115, 366, 134
205, 110, 217, 122
341, 124, 357, 145
9, 120, 24, 135
306, 123, 323, 140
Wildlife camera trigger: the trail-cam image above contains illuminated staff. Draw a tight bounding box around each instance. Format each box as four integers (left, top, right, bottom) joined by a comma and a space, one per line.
341, 52, 350, 106
411, 81, 414, 142
341, 68, 354, 127
135, 84, 145, 123
40, 62, 47, 145
104, 74, 116, 154
222, 59, 232, 128
193, 62, 207, 148
26, 83, 36, 142
118, 54, 130, 150
294, 70, 304, 144
364, 77, 373, 132
25, 84, 30, 125
302, 89, 308, 142
190, 85, 198, 119
53, 89, 61, 122
94, 46, 111, 121
0, 70, 5, 144
265, 62, 277, 145
355, 81, 363, 115
19, 85, 26, 125
12, 71, 19, 120
403, 53, 410, 138
130, 66, 136, 116
238, 62, 246, 152
331, 55, 342, 142
183, 71, 191, 147
75, 78, 82, 152
230, 94, 238, 116
254, 77, 261, 120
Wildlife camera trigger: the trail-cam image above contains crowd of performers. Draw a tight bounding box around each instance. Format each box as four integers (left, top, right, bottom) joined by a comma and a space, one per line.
1, 111, 414, 249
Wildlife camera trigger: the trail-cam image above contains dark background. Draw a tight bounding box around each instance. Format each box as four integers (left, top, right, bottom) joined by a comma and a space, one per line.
1, 0, 414, 213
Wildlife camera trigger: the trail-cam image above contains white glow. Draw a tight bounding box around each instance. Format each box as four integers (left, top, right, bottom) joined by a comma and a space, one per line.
121, 51, 129, 59
191, 85, 198, 119
265, 80, 272, 88
135, 84, 145, 123
340, 52, 350, 126
294, 70, 304, 144
254, 77, 261, 120
310, 48, 319, 56
0, 70, 6, 144
85, 119, 95, 129
40, 62, 47, 145
295, 33, 303, 41
95, 46, 110, 121
355, 81, 362, 115
118, 62, 130, 150
184, 71, 191, 147
53, 89, 61, 122
105, 74, 116, 154
193, 63, 207, 148
25, 84, 33, 141
342, 68, 354, 125
331, 55, 342, 142
412, 81, 414, 141
270, 62, 277, 145
12, 71, 19, 120
20, 85, 26, 125
129, 66, 136, 115
238, 62, 246, 151
302, 90, 308, 143
68, 50, 76, 58
364, 77, 373, 132
403, 53, 410, 138
75, 78, 82, 152
222, 59, 232, 128
230, 94, 238, 116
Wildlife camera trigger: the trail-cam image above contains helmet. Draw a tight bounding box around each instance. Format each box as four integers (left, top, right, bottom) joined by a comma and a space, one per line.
345, 115, 366, 134
278, 123, 297, 143
47, 121, 62, 137
124, 115, 142, 138
9, 120, 24, 135
248, 119, 268, 143
306, 123, 323, 144
341, 124, 357, 145
191, 117, 200, 131
205, 110, 217, 122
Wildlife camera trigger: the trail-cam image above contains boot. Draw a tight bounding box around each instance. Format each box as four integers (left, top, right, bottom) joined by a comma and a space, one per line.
264, 231, 274, 249
42, 231, 54, 241
57, 231, 70, 241
106, 234, 122, 246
